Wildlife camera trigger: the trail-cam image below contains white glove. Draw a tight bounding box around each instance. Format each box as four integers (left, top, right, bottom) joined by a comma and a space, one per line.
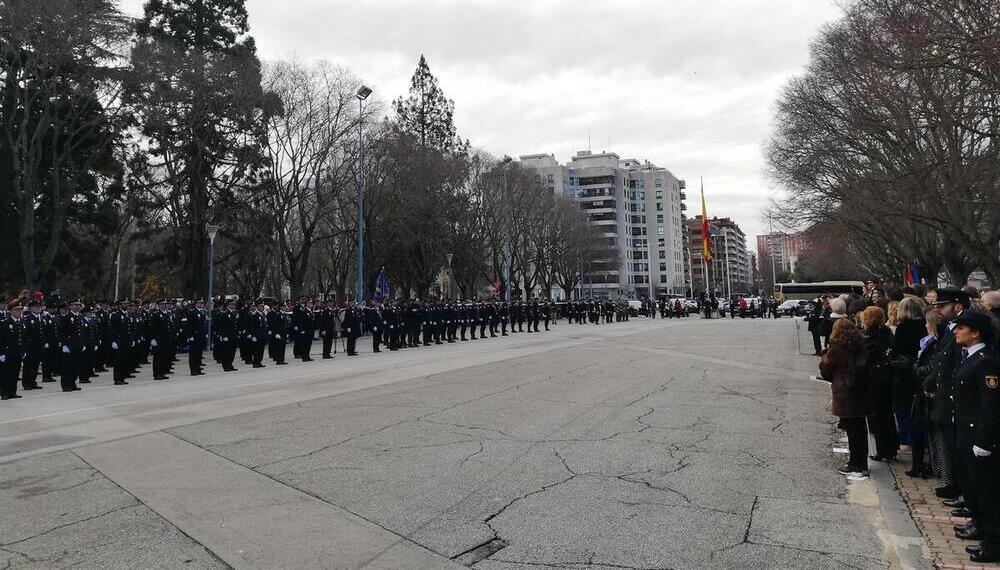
188, 337, 194, 342
346, 328, 351, 333
222, 337, 229, 342
293, 326, 299, 331
62, 346, 70, 353
44, 343, 49, 349
150, 339, 158, 347
0, 355, 5, 363
275, 334, 281, 339
974, 445, 992, 457
111, 342, 118, 349
82, 346, 87, 352
251, 337, 257, 342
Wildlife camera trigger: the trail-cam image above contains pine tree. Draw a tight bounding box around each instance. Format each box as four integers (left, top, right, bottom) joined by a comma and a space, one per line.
129, 0, 271, 297
392, 55, 468, 155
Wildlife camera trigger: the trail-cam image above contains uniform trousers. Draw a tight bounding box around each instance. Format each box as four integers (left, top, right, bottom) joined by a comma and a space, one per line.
1, 356, 22, 397
21, 350, 41, 389
928, 422, 956, 487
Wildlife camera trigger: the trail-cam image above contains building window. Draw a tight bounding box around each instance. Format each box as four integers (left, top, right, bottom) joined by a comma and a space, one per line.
657, 226, 664, 236
655, 190, 662, 199
655, 179, 663, 188
659, 250, 666, 259
656, 214, 664, 223
659, 262, 667, 271
547, 174, 554, 183
660, 275, 667, 283
656, 202, 663, 211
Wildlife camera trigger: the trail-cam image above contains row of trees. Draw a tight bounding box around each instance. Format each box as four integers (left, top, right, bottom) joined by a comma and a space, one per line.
767, 0, 1000, 287
1, 0, 606, 301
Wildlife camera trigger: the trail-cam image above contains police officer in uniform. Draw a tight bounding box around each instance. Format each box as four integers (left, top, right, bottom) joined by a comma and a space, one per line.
343, 303, 360, 356
268, 300, 289, 365
0, 303, 26, 400
108, 299, 132, 384
215, 299, 239, 372
186, 299, 208, 375
21, 300, 47, 390
59, 299, 86, 392
949, 311, 1000, 562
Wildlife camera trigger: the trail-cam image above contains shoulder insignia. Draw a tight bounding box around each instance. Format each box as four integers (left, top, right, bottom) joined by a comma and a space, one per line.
988, 376, 999, 390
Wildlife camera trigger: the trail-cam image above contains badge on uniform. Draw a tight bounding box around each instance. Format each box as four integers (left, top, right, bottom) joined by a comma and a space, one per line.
987, 376, 999, 390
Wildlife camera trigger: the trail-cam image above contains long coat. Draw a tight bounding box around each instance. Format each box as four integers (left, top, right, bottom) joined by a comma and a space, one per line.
820, 345, 873, 418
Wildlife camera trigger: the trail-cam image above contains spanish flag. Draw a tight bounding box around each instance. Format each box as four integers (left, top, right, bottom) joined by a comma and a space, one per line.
700, 181, 712, 262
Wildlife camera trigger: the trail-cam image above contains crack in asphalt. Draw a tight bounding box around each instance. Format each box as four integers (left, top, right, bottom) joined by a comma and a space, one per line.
459, 442, 486, 466
0, 503, 141, 548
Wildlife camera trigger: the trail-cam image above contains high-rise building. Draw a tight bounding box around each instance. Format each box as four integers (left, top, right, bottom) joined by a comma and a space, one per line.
756, 232, 810, 278
685, 216, 751, 297
519, 150, 687, 299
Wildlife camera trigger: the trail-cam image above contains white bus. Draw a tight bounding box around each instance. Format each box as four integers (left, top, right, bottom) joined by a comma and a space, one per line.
773, 281, 864, 302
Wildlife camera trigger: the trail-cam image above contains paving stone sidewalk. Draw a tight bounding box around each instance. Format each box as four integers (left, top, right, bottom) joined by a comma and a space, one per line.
887, 453, 999, 570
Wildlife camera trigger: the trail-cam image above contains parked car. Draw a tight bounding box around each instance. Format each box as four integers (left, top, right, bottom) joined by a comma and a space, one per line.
777, 299, 811, 317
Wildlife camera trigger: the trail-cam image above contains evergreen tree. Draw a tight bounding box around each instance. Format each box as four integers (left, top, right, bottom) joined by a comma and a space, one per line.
392, 55, 468, 155
129, 0, 272, 297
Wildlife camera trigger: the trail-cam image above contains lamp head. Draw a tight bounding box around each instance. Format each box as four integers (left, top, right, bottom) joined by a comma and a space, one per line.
356, 85, 373, 100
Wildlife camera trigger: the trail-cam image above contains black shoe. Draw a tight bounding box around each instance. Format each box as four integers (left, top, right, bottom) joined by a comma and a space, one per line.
348, 352, 358, 356
72, 386, 82, 391
191, 372, 206, 376
943, 497, 965, 508
1, 395, 20, 400
970, 550, 1000, 563
25, 385, 43, 390
114, 380, 129, 385
956, 526, 982, 541
965, 545, 981, 555
79, 379, 91, 384
952, 508, 972, 518
276, 361, 288, 365
936, 485, 960, 499
224, 367, 237, 372
42, 377, 54, 382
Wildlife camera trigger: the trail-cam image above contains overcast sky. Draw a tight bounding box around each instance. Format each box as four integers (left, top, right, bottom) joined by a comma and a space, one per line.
120, 0, 843, 242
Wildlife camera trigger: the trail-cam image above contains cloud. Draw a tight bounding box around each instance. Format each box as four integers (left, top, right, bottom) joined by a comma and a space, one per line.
117, 0, 843, 240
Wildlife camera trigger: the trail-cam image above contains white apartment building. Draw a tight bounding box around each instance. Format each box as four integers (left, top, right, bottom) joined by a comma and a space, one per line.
519, 150, 687, 299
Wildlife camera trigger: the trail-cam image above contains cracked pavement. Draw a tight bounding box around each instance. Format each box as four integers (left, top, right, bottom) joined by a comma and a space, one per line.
0, 318, 892, 569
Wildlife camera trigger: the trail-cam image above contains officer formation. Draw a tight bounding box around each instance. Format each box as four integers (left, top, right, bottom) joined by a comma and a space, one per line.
0, 295, 681, 401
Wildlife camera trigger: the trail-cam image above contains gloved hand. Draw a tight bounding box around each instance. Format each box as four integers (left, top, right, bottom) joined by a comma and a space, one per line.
346, 328, 351, 333
275, 334, 281, 339
62, 346, 70, 353
111, 342, 118, 349
222, 337, 229, 342
974, 445, 992, 457
251, 336, 257, 342
150, 339, 158, 347
0, 355, 5, 363
44, 343, 49, 349
82, 346, 87, 352
188, 337, 194, 342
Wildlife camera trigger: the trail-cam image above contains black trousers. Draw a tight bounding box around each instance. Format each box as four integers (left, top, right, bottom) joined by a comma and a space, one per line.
347, 334, 357, 355
841, 416, 869, 471
152, 343, 170, 377
189, 343, 204, 374
112, 347, 129, 382
956, 429, 981, 525
974, 453, 1000, 553
868, 411, 899, 459
1, 356, 21, 397
811, 330, 823, 354
322, 333, 335, 357
220, 340, 237, 370
60, 352, 78, 391
372, 330, 381, 352
21, 350, 41, 388
269, 336, 287, 363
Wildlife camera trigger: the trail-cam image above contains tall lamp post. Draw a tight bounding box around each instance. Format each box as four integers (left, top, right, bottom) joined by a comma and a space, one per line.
500, 155, 513, 303
130, 228, 139, 300
355, 85, 373, 303
206, 224, 220, 350
445, 253, 453, 299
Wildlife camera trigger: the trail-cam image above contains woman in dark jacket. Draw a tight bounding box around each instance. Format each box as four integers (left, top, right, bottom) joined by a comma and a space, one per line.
898, 307, 940, 477
860, 305, 898, 461
820, 318, 873, 475
891, 298, 927, 449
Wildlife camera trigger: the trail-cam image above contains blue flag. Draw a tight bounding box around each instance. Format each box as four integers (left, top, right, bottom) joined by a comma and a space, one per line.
375, 268, 390, 300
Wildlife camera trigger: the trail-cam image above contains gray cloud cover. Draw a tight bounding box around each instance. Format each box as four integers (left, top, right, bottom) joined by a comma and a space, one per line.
120, 0, 842, 240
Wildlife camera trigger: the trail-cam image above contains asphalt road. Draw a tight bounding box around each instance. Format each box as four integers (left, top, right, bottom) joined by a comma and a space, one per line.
0, 317, 894, 569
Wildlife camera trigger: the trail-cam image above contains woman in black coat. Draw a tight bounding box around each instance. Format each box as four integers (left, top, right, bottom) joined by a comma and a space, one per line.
891, 298, 927, 449
900, 308, 940, 477
861, 305, 898, 461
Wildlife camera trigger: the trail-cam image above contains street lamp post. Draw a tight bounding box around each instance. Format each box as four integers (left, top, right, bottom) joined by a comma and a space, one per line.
500, 155, 513, 303
445, 253, 453, 299
130, 228, 139, 300
206, 224, 220, 350
355, 85, 373, 303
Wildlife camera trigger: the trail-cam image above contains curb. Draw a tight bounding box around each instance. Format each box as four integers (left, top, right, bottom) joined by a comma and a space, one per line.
868, 459, 935, 569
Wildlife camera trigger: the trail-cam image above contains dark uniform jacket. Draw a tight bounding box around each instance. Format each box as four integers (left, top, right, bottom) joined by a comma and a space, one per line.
954, 347, 1000, 452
